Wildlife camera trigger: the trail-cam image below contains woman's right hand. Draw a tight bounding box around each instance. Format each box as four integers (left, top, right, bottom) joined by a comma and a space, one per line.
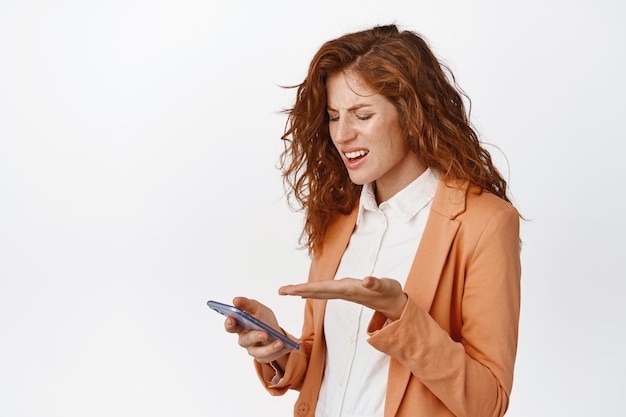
224, 296, 293, 364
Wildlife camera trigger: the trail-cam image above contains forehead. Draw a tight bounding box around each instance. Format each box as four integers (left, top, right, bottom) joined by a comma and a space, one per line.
326, 71, 380, 108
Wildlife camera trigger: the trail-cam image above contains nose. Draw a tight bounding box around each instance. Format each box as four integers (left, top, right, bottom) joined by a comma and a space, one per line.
330, 117, 357, 145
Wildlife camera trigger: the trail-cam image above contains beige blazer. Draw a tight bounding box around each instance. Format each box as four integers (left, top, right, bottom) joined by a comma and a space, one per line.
256, 179, 521, 417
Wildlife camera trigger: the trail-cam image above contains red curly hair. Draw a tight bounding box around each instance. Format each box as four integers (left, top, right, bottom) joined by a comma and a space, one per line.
279, 24, 510, 256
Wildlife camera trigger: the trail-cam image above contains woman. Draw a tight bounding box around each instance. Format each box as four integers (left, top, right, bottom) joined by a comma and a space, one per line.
225, 24, 521, 417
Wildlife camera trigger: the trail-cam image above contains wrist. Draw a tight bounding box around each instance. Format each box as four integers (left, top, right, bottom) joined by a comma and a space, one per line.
387, 293, 408, 321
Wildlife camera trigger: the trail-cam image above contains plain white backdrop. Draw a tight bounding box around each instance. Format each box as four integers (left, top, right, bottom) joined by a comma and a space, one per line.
1, 0, 624, 416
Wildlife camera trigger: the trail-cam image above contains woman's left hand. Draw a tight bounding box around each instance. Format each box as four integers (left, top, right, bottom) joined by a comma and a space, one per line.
279, 277, 407, 321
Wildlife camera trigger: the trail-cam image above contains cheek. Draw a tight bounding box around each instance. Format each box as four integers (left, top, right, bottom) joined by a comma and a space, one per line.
383, 145, 407, 166
381, 127, 408, 160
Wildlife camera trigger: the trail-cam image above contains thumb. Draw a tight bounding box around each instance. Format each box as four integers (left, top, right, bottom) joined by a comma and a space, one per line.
233, 296, 258, 313
362, 276, 382, 291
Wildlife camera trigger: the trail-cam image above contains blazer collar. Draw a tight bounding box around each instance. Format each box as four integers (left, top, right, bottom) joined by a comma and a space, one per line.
315, 178, 469, 285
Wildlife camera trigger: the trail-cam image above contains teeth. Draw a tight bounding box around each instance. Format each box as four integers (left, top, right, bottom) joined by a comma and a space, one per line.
345, 150, 369, 159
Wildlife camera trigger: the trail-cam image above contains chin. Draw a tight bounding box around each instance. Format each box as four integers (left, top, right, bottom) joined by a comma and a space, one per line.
348, 174, 372, 186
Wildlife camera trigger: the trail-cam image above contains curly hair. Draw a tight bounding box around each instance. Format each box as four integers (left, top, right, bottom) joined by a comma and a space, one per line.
279, 24, 510, 256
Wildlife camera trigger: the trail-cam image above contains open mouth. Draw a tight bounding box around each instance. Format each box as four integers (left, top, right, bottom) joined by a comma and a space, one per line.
344, 149, 369, 163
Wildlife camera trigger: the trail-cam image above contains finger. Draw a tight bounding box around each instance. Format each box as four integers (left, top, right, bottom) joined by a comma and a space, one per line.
233, 296, 259, 313
362, 276, 394, 293
224, 316, 239, 333
362, 277, 402, 295
238, 329, 271, 348
361, 276, 380, 290
225, 315, 256, 335
278, 283, 308, 296
279, 279, 360, 298
279, 283, 335, 299
244, 338, 288, 362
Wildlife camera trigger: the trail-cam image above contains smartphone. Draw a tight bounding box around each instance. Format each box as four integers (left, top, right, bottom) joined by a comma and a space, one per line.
206, 300, 300, 351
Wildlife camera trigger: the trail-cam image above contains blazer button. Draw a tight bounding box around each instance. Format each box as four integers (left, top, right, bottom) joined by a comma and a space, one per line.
296, 402, 310, 416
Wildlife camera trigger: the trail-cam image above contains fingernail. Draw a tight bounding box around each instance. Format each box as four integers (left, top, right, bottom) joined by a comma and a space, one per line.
273, 341, 282, 350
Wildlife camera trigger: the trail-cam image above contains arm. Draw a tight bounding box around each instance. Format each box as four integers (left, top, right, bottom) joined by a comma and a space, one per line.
254, 255, 331, 395
253, 297, 316, 394
367, 206, 521, 417
223, 297, 301, 391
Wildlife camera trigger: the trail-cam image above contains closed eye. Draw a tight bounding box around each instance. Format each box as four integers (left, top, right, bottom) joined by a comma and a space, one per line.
327, 112, 373, 122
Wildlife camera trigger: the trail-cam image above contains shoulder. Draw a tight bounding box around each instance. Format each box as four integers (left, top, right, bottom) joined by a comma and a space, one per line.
457, 188, 521, 264
431, 180, 519, 245
432, 179, 518, 222
464, 186, 519, 222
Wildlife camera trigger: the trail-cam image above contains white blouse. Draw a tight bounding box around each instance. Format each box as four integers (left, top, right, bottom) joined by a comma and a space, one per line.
315, 168, 439, 417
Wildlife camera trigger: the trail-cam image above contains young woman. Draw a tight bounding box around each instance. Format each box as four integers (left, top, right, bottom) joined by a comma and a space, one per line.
225, 24, 521, 417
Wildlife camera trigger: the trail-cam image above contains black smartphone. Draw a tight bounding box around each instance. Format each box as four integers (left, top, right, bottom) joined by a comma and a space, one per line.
206, 300, 300, 351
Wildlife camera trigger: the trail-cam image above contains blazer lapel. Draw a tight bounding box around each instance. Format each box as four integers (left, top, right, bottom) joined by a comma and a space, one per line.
312, 206, 359, 282
310, 206, 359, 347
404, 179, 468, 310
384, 179, 468, 417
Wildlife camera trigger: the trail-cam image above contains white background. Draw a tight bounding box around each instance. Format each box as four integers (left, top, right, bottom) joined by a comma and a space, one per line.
1, 1, 624, 416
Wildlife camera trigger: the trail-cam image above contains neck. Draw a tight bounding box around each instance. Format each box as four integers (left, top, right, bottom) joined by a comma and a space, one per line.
375, 163, 427, 204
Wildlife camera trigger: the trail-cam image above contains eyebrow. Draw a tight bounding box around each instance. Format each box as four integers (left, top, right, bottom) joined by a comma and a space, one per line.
326, 103, 374, 112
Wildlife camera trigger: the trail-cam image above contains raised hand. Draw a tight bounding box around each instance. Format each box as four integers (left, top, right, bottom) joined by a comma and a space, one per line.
279, 276, 407, 321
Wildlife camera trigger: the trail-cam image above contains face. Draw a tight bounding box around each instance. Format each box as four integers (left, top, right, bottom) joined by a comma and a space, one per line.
326, 71, 426, 203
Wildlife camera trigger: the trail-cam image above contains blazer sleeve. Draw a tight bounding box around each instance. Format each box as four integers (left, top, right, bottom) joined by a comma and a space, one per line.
367, 204, 521, 417
253, 258, 328, 395
253, 299, 316, 395
253, 208, 356, 398
253, 334, 311, 395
